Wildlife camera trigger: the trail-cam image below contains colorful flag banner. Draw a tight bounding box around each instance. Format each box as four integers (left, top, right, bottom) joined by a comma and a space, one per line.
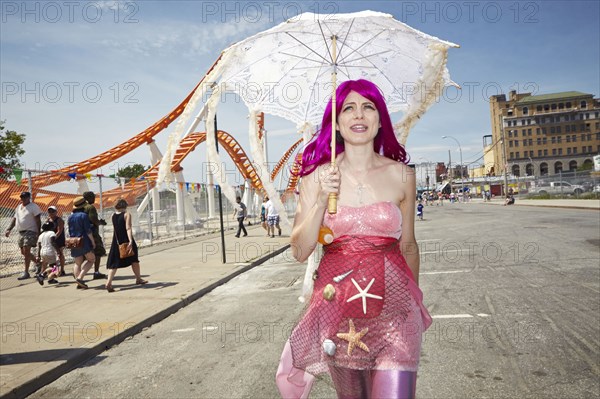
13, 168, 23, 185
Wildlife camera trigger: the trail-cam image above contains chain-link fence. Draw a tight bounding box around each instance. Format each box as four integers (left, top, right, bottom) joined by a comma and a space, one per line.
463, 169, 600, 200
1, 168, 297, 279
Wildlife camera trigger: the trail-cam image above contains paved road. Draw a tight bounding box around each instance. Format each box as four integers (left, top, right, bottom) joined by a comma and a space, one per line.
29, 203, 599, 398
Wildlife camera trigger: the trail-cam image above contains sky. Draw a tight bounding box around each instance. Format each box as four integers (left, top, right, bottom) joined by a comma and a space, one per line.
1, 0, 599, 191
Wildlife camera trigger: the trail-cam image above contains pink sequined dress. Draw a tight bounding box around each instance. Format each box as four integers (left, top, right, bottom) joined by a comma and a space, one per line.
276, 201, 432, 398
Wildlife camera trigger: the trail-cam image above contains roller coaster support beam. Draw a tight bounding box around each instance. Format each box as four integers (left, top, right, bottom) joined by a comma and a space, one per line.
175, 171, 186, 228
148, 140, 163, 223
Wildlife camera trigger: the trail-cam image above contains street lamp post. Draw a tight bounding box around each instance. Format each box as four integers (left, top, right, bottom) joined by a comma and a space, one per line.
442, 135, 465, 202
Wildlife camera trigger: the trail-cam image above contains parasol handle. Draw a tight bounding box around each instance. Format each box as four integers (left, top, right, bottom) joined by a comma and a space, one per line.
328, 35, 338, 215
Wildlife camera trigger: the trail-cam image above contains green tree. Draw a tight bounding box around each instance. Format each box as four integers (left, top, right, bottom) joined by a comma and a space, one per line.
0, 121, 26, 178
114, 163, 149, 183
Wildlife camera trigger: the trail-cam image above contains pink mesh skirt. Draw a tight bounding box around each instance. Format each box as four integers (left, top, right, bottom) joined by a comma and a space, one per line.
277, 235, 431, 398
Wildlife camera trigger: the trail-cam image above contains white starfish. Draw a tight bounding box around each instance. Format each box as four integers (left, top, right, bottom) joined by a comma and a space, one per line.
346, 278, 383, 314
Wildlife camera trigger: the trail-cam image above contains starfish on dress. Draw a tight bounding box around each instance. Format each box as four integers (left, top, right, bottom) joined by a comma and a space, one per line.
336, 319, 369, 356
346, 277, 383, 314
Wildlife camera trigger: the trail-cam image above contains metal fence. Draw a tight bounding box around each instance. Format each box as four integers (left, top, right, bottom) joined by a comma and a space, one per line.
0, 168, 297, 279
454, 169, 600, 200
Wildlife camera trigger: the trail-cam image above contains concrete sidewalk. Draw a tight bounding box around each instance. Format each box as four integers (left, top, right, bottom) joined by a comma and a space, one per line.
478, 197, 600, 209
0, 225, 290, 399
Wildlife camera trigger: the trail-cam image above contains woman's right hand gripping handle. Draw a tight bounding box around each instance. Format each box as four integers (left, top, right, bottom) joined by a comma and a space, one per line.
291, 165, 340, 263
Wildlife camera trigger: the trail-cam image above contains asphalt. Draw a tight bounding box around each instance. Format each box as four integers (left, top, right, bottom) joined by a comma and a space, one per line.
0, 197, 598, 399
0, 225, 290, 399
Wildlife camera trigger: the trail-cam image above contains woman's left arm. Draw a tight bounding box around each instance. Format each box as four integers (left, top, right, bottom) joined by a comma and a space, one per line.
398, 166, 420, 285
83, 217, 96, 249
125, 212, 134, 243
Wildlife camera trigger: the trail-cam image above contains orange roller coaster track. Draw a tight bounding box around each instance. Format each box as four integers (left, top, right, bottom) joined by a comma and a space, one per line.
1, 130, 303, 213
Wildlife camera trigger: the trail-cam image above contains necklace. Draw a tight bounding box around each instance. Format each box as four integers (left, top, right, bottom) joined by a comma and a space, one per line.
357, 183, 364, 204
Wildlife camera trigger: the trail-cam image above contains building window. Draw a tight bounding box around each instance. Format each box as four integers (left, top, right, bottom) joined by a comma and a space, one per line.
566, 125, 570, 133
523, 107, 529, 115
509, 141, 513, 147
553, 149, 557, 155
536, 138, 541, 145
566, 135, 571, 143
569, 160, 577, 171
587, 134, 592, 141
572, 135, 577, 142
536, 105, 542, 112
551, 104, 557, 110
510, 152, 514, 159
544, 149, 548, 156
527, 119, 532, 125
529, 139, 533, 146
582, 135, 586, 142
588, 146, 593, 153
557, 136, 562, 143
542, 128, 547, 134
515, 141, 519, 147
549, 116, 554, 123
573, 147, 577, 154
544, 104, 549, 111
516, 152, 520, 159
586, 123, 590, 131
582, 146, 586, 153
507, 109, 513, 116
558, 148, 562, 155
538, 150, 542, 156
554, 162, 563, 174
551, 137, 556, 144
567, 148, 571, 155
529, 151, 534, 157
542, 137, 547, 144
556, 126, 561, 134
566, 102, 571, 108
586, 113, 590, 119
523, 139, 528, 146
528, 129, 532, 135
580, 100, 587, 109
559, 103, 564, 109
536, 128, 540, 135
550, 127, 556, 134
508, 130, 512, 138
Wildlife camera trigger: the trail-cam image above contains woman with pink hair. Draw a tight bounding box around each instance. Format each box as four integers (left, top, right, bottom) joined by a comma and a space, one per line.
277, 79, 431, 399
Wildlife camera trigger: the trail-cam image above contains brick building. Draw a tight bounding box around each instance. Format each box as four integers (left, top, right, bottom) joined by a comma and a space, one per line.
487, 91, 600, 177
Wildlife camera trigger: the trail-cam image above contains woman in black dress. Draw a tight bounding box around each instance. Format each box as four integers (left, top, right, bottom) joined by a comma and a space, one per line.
105, 198, 148, 292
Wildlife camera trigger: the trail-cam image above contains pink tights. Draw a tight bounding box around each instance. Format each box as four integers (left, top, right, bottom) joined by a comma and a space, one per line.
329, 366, 417, 399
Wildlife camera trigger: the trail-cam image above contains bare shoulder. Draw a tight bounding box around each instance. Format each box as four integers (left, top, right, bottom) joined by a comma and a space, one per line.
377, 156, 414, 182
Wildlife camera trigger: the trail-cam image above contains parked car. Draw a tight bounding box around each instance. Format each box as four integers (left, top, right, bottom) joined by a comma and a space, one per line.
533, 181, 585, 195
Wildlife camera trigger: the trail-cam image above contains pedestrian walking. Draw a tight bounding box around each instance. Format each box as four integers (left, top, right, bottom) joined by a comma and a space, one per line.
232, 196, 248, 238
82, 191, 107, 280
4, 192, 42, 280
105, 199, 148, 293
35, 221, 60, 286
417, 202, 424, 220
260, 195, 268, 234
47, 205, 66, 276
277, 79, 431, 398
68, 197, 96, 289
265, 197, 281, 238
